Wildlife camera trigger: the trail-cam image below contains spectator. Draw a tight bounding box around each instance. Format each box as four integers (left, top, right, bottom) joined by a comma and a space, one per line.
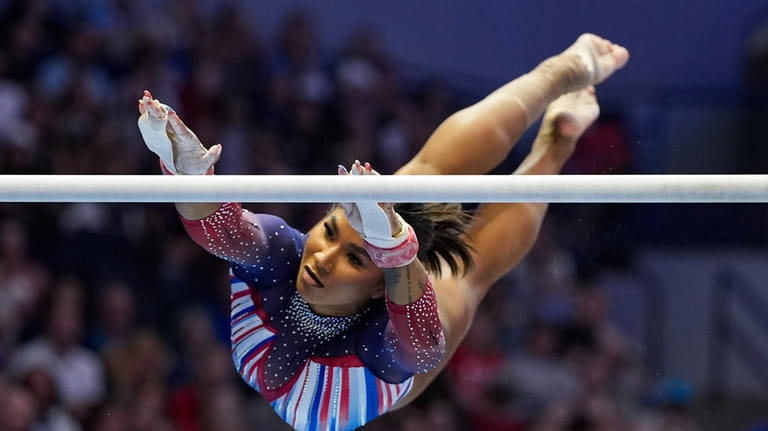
559, 277, 632, 374
106, 329, 172, 403
0, 384, 38, 431
21, 367, 81, 431
127, 380, 175, 431
168, 343, 242, 431
0, 218, 50, 364
6, 276, 105, 422
86, 280, 137, 354
503, 320, 580, 423
446, 306, 525, 430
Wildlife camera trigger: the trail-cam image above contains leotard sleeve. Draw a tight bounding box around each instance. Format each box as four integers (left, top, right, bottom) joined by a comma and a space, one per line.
180, 202, 303, 268
383, 276, 445, 373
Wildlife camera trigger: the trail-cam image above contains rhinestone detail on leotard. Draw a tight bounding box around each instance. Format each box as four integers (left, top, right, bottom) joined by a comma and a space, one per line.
263, 291, 371, 390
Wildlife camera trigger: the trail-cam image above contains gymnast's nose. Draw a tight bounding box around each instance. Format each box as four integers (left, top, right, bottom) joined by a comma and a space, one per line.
314, 248, 335, 273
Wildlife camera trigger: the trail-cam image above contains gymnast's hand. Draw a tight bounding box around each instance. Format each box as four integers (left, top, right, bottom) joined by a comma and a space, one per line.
137, 90, 221, 175
338, 161, 418, 268
337, 160, 402, 241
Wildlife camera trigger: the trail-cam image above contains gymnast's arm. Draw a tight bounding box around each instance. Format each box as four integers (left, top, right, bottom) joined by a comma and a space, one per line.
175, 202, 222, 220
339, 162, 445, 372
382, 263, 446, 373
137, 91, 270, 265
161, 108, 222, 221
137, 90, 224, 221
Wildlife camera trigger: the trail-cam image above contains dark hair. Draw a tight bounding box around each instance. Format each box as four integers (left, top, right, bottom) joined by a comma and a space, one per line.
393, 203, 474, 278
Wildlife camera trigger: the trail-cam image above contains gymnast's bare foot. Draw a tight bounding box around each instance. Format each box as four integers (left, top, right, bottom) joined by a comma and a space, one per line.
556, 33, 630, 91
533, 86, 599, 160
544, 86, 599, 140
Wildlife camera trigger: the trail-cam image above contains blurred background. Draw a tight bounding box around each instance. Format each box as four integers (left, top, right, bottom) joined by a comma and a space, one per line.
1, 0, 768, 430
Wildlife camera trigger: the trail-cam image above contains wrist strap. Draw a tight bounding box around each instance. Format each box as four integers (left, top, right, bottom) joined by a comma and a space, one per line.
362, 224, 419, 268
138, 104, 177, 173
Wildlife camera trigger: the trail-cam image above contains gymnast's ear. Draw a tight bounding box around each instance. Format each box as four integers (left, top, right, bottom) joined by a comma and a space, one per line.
371, 282, 385, 299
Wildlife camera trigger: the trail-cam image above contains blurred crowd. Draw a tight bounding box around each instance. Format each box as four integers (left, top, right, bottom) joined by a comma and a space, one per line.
0, 0, 730, 430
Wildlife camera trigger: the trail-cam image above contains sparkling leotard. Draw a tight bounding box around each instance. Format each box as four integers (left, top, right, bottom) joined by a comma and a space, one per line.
181, 203, 445, 431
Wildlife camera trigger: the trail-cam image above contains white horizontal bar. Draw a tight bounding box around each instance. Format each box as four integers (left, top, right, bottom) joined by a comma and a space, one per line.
0, 175, 767, 203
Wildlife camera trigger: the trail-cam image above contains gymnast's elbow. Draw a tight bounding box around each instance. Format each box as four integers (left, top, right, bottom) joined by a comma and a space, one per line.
395, 334, 447, 374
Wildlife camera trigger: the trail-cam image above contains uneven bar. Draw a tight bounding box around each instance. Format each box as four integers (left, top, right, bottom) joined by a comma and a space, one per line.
0, 175, 766, 203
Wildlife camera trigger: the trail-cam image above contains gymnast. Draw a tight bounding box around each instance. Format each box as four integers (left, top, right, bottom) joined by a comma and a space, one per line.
136, 33, 629, 431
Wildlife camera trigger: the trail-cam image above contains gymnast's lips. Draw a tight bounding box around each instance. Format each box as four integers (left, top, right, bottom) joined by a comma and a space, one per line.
303, 265, 324, 288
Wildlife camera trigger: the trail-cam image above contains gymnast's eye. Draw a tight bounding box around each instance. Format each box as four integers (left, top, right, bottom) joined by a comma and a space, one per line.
347, 253, 363, 267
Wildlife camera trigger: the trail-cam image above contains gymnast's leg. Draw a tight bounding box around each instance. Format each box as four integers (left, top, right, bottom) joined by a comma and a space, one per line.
396, 34, 627, 176
391, 87, 603, 410
464, 86, 601, 303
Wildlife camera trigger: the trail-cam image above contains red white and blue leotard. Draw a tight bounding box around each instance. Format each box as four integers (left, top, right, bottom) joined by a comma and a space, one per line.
181, 202, 445, 431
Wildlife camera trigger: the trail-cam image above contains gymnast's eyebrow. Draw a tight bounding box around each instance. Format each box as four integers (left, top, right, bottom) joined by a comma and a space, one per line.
330, 215, 340, 235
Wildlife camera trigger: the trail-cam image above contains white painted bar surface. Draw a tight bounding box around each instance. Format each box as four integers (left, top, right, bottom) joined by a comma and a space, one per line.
0, 175, 766, 203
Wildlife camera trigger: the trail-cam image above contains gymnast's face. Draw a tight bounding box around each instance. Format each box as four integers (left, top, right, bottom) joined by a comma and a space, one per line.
297, 207, 385, 316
